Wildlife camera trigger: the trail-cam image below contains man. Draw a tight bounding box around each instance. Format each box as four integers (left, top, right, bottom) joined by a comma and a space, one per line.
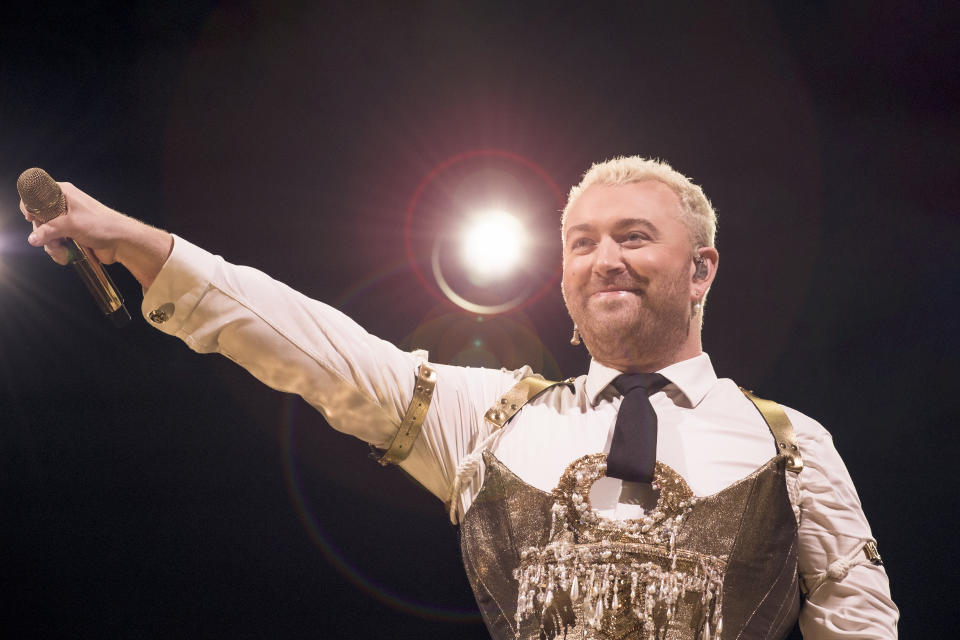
24, 157, 897, 638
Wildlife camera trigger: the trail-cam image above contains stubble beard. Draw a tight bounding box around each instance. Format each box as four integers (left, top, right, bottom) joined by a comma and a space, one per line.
566, 270, 692, 370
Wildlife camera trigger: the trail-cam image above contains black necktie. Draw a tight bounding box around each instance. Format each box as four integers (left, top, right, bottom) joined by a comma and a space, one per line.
607, 373, 669, 484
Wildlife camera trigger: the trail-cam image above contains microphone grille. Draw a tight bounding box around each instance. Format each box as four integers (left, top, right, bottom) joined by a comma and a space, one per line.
17, 168, 66, 223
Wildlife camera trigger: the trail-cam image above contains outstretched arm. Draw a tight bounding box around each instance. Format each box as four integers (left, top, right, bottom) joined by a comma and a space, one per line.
21, 180, 518, 505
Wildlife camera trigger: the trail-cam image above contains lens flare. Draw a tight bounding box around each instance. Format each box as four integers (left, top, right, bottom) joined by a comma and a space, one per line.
403, 149, 564, 316
460, 210, 526, 284
280, 397, 483, 623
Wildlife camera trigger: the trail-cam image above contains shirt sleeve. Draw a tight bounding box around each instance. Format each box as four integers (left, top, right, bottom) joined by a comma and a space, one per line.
786, 408, 900, 639
140, 235, 518, 501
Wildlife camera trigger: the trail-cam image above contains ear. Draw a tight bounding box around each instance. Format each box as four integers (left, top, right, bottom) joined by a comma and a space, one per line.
690, 246, 718, 294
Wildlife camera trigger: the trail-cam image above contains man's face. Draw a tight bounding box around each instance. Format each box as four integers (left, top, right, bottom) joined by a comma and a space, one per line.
561, 180, 699, 369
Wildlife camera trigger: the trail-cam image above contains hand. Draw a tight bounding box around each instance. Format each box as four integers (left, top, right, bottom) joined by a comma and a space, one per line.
23, 182, 129, 266
22, 181, 173, 289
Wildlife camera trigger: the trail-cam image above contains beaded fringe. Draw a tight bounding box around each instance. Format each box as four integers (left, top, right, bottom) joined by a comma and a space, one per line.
513, 541, 724, 639
512, 453, 726, 639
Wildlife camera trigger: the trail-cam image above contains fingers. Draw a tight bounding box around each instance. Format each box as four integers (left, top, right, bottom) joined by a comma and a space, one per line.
20, 200, 40, 225
44, 241, 73, 266
27, 217, 74, 265
28, 215, 65, 246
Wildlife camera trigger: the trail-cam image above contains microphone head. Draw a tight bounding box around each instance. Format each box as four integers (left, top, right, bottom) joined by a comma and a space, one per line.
17, 168, 66, 223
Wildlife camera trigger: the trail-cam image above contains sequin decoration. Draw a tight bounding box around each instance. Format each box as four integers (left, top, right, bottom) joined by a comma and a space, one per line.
513, 453, 726, 639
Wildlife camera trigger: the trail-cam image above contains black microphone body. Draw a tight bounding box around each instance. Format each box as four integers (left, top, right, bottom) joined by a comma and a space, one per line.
17, 168, 132, 327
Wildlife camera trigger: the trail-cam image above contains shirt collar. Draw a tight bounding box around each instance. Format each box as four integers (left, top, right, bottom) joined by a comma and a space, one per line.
584, 352, 718, 408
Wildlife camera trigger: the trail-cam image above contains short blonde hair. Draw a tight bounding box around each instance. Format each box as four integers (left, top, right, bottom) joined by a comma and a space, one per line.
562, 156, 717, 249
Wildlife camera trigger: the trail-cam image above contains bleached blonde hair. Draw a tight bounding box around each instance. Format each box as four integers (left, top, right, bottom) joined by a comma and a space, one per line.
562, 156, 717, 250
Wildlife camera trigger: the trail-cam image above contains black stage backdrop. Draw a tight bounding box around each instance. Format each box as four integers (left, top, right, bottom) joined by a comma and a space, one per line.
0, 2, 955, 638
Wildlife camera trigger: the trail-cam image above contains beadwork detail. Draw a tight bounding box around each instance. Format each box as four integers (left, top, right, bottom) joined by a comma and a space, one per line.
513, 453, 726, 639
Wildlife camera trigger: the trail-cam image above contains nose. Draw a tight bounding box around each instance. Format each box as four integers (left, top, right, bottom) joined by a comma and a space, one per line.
593, 237, 625, 276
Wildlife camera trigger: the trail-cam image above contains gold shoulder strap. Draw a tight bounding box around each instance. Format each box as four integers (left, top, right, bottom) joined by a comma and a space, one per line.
374, 362, 437, 466
484, 374, 575, 429
740, 387, 804, 473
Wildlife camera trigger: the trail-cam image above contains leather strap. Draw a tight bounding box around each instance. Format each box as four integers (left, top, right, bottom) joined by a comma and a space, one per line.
484, 375, 575, 429
374, 362, 437, 466
740, 387, 803, 473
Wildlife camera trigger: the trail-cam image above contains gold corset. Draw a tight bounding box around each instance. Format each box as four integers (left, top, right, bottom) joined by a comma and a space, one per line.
515, 453, 725, 639
460, 452, 800, 640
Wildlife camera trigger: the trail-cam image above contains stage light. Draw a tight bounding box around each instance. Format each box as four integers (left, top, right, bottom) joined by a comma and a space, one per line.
407, 150, 564, 315
460, 210, 526, 284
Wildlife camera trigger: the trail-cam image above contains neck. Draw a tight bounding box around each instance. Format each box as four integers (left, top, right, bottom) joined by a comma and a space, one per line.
593, 333, 703, 374
599, 348, 702, 374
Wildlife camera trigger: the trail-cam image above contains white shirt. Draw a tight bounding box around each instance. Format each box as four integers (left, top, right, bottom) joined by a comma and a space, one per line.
142, 236, 898, 639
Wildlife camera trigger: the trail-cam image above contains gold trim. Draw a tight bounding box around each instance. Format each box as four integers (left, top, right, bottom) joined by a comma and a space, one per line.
483, 375, 575, 428
740, 387, 804, 473
864, 541, 883, 566
375, 363, 437, 466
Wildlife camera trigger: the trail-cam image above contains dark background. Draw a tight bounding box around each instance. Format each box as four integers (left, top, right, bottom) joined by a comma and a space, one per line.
1, 1, 956, 637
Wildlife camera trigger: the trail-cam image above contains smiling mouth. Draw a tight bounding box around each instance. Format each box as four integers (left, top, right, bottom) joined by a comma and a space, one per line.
590, 289, 641, 299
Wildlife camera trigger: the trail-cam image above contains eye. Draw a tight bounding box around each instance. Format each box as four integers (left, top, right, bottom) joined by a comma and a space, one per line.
570, 236, 594, 251
622, 231, 650, 245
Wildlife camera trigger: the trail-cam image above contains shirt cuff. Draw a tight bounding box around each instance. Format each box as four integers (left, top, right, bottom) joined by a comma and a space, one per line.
141, 234, 218, 337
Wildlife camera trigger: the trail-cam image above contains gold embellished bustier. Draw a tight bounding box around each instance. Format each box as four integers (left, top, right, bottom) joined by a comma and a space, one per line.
459, 452, 800, 640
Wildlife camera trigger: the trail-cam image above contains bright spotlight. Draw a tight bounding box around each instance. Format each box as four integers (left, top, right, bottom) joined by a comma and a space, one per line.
460, 210, 527, 284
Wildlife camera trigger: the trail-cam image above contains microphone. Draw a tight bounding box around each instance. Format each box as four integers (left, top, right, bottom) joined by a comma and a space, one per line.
17, 168, 131, 327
